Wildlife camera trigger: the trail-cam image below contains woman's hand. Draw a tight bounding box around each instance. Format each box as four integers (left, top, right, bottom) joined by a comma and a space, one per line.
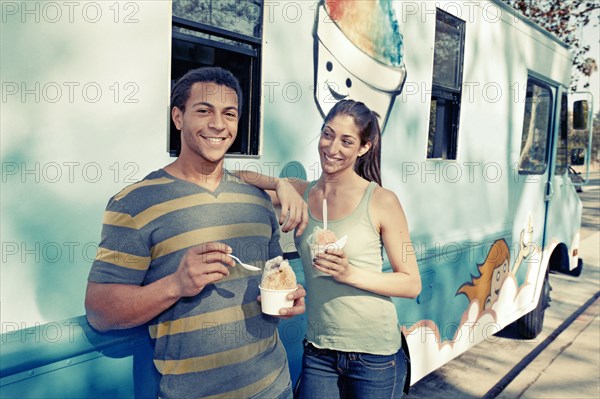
233, 170, 308, 236
275, 178, 308, 235
313, 248, 354, 283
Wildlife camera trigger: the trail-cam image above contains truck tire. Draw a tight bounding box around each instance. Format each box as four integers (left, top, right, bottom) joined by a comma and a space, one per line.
567, 258, 583, 277
549, 245, 583, 277
517, 272, 551, 339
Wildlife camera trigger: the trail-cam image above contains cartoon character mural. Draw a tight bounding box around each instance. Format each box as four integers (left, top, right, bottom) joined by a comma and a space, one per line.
402, 217, 544, 382
456, 217, 536, 317
457, 239, 511, 314
313, 0, 407, 130
513, 215, 536, 276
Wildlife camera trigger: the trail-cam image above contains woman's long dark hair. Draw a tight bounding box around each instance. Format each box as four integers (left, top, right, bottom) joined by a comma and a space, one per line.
322, 100, 382, 185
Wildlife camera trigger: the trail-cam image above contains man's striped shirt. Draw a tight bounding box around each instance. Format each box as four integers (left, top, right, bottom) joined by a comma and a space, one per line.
88, 169, 290, 399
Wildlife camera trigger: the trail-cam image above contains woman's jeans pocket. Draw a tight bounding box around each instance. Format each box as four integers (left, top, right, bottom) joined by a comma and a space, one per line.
356, 352, 397, 370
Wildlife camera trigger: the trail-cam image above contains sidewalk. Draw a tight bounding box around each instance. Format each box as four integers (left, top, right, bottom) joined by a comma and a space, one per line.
498, 231, 600, 399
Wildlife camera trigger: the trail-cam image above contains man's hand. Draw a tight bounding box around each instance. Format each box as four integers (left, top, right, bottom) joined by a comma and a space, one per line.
172, 242, 234, 298
275, 179, 308, 236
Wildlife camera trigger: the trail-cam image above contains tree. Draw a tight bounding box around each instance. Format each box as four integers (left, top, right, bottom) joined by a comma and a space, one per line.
594, 111, 600, 164
501, 0, 599, 91
587, 110, 600, 165
173, 0, 262, 38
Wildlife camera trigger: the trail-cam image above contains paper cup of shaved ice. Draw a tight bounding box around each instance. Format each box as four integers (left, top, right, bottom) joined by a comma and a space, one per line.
259, 256, 298, 315
307, 227, 346, 277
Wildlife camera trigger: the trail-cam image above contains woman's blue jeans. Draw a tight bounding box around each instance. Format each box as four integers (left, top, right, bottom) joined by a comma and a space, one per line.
295, 341, 408, 399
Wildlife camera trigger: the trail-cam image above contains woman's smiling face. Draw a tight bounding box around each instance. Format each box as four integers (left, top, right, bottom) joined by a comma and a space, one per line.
318, 114, 371, 175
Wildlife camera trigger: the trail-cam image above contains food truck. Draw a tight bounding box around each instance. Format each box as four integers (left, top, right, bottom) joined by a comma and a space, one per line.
1, 0, 594, 397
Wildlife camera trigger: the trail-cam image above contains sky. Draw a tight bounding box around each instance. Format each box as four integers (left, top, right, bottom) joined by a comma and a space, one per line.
578, 8, 600, 114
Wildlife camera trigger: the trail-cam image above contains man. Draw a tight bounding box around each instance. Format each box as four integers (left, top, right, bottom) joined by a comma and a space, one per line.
85, 67, 306, 399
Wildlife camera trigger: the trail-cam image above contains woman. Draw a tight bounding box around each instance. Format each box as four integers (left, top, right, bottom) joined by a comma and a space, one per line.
240, 99, 421, 398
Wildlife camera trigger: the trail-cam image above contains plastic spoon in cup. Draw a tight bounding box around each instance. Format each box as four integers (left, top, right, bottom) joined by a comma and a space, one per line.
323, 198, 328, 231
227, 254, 261, 272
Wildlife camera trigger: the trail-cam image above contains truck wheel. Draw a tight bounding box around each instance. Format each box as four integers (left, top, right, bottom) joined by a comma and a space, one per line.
567, 258, 583, 277
517, 272, 551, 339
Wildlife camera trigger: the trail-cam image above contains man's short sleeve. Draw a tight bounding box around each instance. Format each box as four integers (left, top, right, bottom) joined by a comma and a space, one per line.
87, 198, 151, 285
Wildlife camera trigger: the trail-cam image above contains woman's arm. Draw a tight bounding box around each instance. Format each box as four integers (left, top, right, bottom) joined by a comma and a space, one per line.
234, 170, 309, 235
313, 187, 422, 298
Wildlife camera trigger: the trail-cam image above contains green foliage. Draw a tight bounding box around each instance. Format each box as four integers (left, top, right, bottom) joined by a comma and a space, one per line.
501, 0, 599, 91
173, 0, 262, 37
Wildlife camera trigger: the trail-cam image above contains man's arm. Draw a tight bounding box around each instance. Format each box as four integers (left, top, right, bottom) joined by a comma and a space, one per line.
86, 278, 179, 331
85, 242, 234, 331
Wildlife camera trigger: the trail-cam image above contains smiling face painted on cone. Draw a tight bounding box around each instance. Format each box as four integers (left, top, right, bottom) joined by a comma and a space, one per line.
319, 114, 371, 176
172, 82, 239, 165
313, 1, 406, 130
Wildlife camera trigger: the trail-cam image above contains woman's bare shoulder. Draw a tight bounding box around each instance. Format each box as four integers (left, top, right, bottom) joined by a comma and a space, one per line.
371, 185, 409, 229
372, 185, 402, 208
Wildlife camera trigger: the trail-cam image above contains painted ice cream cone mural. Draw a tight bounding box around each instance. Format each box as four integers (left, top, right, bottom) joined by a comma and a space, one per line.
313, 0, 407, 130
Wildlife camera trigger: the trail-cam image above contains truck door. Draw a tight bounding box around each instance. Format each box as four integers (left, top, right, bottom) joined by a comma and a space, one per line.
543, 90, 594, 274
542, 90, 582, 272
512, 76, 556, 293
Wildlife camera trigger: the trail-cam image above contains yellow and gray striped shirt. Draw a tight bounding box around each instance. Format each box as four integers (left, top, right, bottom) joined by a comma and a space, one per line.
88, 169, 290, 399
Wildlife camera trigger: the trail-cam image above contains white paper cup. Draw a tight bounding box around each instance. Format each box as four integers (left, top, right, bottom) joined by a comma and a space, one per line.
310, 243, 331, 277
259, 285, 298, 315
309, 241, 343, 277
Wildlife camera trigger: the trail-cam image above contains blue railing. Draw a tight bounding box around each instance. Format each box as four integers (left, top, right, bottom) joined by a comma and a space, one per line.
1, 315, 159, 398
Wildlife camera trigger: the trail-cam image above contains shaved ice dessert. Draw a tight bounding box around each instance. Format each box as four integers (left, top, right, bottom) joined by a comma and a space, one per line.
261, 256, 297, 290
313, 227, 338, 245
259, 256, 298, 315
307, 226, 346, 277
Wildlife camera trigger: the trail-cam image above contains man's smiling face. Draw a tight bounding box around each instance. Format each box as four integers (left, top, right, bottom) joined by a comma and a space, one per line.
172, 82, 239, 165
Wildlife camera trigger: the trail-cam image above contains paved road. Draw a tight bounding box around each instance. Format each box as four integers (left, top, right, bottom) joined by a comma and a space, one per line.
407, 172, 600, 398
579, 171, 600, 240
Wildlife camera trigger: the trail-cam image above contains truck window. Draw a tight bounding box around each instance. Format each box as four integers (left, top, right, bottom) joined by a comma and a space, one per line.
169, 0, 264, 157
555, 91, 569, 175
519, 79, 552, 174
426, 9, 466, 160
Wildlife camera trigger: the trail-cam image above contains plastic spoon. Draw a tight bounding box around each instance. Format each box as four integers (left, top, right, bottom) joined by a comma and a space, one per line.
227, 254, 261, 272
323, 198, 328, 231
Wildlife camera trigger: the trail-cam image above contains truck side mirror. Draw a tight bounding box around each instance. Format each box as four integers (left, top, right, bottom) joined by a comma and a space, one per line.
572, 100, 588, 130
570, 148, 586, 166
